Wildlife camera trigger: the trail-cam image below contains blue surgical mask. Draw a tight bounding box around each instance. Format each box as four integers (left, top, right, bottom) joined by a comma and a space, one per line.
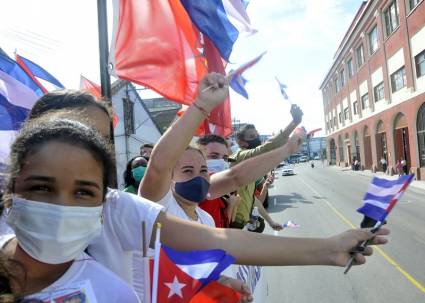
132, 166, 146, 183
174, 176, 210, 203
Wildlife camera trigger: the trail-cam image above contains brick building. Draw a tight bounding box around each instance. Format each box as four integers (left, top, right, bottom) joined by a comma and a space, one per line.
320, 0, 425, 180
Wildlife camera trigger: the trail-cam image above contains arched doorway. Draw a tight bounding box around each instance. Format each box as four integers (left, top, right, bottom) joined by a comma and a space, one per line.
345, 133, 351, 164
329, 139, 336, 165
375, 120, 388, 167
417, 103, 425, 167
393, 113, 411, 170
353, 130, 361, 162
363, 126, 373, 169
338, 135, 344, 163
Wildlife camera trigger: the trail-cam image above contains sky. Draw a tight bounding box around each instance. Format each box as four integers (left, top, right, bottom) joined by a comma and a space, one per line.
0, 0, 361, 136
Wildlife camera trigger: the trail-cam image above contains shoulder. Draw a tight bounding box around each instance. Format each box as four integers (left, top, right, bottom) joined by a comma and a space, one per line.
196, 207, 216, 227
105, 188, 163, 213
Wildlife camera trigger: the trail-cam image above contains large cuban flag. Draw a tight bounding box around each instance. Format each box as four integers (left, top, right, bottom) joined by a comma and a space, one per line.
0, 70, 38, 163
180, 0, 257, 61
357, 174, 414, 222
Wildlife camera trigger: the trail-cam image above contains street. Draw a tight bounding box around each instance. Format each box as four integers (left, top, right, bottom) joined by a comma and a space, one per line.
263, 163, 425, 303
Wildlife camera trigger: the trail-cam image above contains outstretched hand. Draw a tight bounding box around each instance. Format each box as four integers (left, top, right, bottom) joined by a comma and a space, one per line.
196, 72, 229, 113
328, 228, 390, 267
290, 104, 303, 125
287, 127, 307, 154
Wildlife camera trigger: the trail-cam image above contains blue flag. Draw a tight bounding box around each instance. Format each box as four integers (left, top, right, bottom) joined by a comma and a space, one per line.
230, 73, 248, 99
275, 77, 289, 100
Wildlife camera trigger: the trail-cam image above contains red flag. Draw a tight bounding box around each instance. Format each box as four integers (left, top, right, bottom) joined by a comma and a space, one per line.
80, 75, 119, 128
204, 37, 232, 137
150, 248, 203, 303
188, 281, 241, 303
110, 0, 207, 104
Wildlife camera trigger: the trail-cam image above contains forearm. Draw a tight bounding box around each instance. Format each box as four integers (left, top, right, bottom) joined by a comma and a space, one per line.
159, 212, 332, 266
139, 104, 207, 200
254, 198, 273, 224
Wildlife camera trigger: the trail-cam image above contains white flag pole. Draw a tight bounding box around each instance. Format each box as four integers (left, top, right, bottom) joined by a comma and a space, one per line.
141, 221, 151, 303
151, 223, 162, 303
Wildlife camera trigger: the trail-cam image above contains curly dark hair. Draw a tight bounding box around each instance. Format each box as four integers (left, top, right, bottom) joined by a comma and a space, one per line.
123, 156, 147, 188
4, 115, 114, 205
236, 124, 256, 141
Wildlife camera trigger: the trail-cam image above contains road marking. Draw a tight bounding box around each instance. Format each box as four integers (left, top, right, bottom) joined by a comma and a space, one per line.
298, 177, 425, 294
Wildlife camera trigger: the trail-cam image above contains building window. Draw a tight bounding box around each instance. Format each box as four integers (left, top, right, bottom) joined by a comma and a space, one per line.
356, 44, 365, 67
417, 103, 425, 167
347, 58, 354, 78
383, 1, 399, 37
353, 101, 358, 115
344, 107, 349, 120
415, 50, 425, 78
123, 98, 135, 134
334, 117, 337, 127
373, 82, 385, 102
340, 69, 345, 88
368, 25, 378, 55
339, 112, 343, 123
390, 66, 406, 92
409, 0, 420, 11
361, 93, 369, 110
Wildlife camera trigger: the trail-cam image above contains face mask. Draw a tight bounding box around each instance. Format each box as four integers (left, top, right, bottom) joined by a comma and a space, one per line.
245, 137, 261, 149
132, 166, 146, 183
174, 176, 210, 203
7, 197, 103, 264
206, 159, 229, 173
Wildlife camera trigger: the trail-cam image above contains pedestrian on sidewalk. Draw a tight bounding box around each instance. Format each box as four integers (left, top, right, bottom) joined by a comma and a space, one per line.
396, 160, 403, 176
380, 157, 387, 174
401, 159, 408, 175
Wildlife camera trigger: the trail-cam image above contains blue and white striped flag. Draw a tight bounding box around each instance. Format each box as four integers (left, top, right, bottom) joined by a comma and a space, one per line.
357, 174, 414, 222
275, 76, 289, 100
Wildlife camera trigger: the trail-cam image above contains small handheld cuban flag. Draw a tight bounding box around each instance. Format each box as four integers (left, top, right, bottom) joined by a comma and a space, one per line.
282, 220, 300, 228
357, 174, 414, 222
275, 77, 289, 100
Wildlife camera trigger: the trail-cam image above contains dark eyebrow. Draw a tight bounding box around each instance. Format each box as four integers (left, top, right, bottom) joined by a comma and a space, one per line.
24, 175, 55, 182
75, 180, 101, 190
201, 165, 208, 169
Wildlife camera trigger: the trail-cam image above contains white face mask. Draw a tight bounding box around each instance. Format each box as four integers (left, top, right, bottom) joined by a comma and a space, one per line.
206, 159, 229, 173
7, 197, 103, 264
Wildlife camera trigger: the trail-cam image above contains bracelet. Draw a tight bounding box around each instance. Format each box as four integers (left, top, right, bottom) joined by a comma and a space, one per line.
193, 102, 210, 116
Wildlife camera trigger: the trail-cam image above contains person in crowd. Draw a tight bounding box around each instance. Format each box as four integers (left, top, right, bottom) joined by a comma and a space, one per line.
3, 73, 390, 301
1, 117, 140, 302
229, 106, 302, 229
123, 156, 148, 194
396, 159, 402, 176
401, 159, 408, 175
380, 157, 388, 173
140, 143, 154, 160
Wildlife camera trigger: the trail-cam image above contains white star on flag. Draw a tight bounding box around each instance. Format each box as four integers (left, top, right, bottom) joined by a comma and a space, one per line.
165, 276, 186, 298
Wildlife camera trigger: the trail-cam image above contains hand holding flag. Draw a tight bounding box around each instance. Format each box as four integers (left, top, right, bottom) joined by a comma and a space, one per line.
344, 174, 414, 274
282, 220, 300, 228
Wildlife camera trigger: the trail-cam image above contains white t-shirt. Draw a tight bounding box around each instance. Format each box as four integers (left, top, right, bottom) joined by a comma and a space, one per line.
157, 190, 215, 227
0, 189, 163, 301
0, 236, 139, 302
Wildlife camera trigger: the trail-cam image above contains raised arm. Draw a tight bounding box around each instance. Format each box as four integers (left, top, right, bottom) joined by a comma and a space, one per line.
139, 73, 229, 201
231, 105, 303, 165
157, 212, 390, 267
208, 128, 306, 198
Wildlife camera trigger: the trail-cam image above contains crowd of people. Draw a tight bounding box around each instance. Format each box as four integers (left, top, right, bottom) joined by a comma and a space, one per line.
0, 73, 390, 302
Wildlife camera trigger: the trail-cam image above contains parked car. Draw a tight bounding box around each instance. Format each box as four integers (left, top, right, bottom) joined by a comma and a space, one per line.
314, 155, 320, 160
299, 156, 309, 162
281, 165, 295, 176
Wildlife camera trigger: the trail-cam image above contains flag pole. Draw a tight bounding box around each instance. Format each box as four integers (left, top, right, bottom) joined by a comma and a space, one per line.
97, 0, 112, 101
141, 221, 151, 303
151, 223, 162, 303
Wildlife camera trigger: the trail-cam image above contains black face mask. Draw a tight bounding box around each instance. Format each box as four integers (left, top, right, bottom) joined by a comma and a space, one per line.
245, 137, 261, 149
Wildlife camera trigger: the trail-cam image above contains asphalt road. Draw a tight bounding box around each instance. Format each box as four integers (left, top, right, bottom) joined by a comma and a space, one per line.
262, 162, 425, 303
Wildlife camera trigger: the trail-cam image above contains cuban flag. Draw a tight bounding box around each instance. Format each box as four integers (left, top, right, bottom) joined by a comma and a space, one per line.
357, 174, 414, 222
230, 72, 248, 99
16, 54, 64, 92
282, 220, 300, 228
152, 245, 237, 303
275, 77, 289, 100
180, 0, 257, 61
0, 70, 39, 163
0, 49, 44, 97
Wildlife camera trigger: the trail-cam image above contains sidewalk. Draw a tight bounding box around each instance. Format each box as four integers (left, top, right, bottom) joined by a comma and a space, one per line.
329, 165, 425, 191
